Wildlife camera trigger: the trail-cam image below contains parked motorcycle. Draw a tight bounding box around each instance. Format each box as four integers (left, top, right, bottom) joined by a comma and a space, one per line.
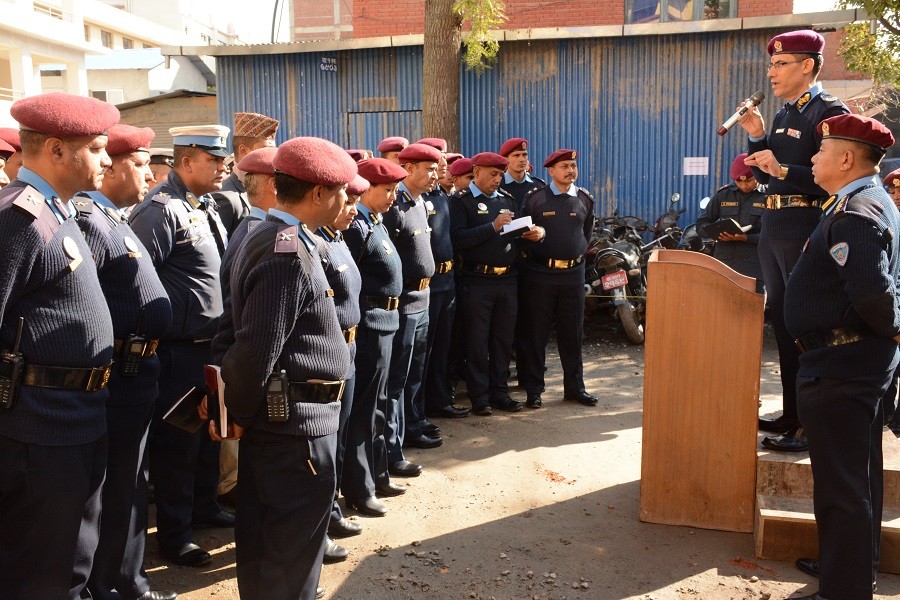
678, 196, 716, 255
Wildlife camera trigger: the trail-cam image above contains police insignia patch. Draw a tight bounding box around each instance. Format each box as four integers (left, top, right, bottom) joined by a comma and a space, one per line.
821, 122, 830, 137
477, 202, 487, 211
830, 242, 849, 266
774, 40, 782, 52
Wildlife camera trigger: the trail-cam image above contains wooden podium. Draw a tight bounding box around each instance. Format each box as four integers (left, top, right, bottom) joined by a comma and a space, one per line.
639, 249, 765, 533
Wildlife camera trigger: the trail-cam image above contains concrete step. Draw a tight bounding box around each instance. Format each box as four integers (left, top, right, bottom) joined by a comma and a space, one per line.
755, 494, 900, 574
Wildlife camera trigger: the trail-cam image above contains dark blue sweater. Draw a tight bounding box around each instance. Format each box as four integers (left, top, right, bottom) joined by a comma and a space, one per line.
449, 186, 519, 282
381, 187, 435, 314
423, 187, 455, 293
316, 227, 362, 377
343, 209, 403, 333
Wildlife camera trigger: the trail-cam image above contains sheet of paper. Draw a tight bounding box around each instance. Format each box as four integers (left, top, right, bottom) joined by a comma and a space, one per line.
502, 215, 532, 234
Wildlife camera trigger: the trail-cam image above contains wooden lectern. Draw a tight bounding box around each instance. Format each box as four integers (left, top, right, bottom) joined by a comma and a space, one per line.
639, 249, 765, 533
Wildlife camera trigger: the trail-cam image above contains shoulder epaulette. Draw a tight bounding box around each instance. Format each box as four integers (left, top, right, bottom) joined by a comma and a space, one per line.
717, 183, 730, 192
151, 191, 171, 206
72, 195, 94, 217
274, 224, 301, 254
10, 186, 46, 220
455, 188, 472, 198
819, 92, 839, 103
497, 188, 515, 200
531, 175, 546, 185
577, 187, 595, 201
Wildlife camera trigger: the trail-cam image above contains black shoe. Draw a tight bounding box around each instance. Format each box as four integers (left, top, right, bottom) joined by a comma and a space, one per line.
472, 401, 492, 416
423, 422, 441, 436
490, 397, 523, 412
389, 460, 423, 477
193, 510, 236, 529
328, 516, 363, 538
323, 537, 348, 563
526, 394, 542, 409
564, 390, 599, 406
345, 496, 387, 517
164, 542, 211, 567
403, 433, 443, 449
759, 415, 796, 434
887, 419, 900, 435
376, 482, 407, 497
426, 405, 470, 419
795, 558, 819, 578
135, 591, 178, 600
316, 588, 325, 599
761, 427, 808, 452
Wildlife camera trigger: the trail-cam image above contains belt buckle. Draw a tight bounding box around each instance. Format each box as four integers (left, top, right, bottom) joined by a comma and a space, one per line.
333, 380, 346, 402
387, 296, 400, 311
417, 277, 430, 291
87, 364, 111, 391
550, 259, 567, 269
344, 326, 357, 344
146, 340, 159, 356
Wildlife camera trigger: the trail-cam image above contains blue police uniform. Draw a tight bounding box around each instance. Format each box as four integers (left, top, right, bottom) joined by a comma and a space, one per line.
499, 171, 545, 210
341, 202, 403, 501
69, 192, 173, 600
212, 171, 251, 236
222, 212, 350, 600
128, 169, 228, 560
784, 177, 900, 599
0, 174, 114, 598
750, 83, 849, 438
696, 183, 766, 279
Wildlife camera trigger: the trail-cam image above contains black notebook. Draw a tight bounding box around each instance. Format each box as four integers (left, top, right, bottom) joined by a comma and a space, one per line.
162, 386, 207, 433
700, 218, 752, 238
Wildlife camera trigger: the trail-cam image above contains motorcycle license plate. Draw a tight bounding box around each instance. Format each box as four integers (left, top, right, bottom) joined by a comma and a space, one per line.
601, 270, 628, 290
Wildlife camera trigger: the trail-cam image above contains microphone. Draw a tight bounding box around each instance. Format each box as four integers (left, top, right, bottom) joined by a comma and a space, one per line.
717, 91, 766, 136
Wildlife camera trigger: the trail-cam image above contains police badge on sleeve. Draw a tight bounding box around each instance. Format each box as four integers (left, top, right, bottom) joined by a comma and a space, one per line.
830, 242, 849, 266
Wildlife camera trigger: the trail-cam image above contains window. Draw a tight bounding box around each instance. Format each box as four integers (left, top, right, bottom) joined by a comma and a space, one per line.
143, 43, 152, 49
626, 0, 736, 24
122, 37, 133, 49
84, 24, 90, 41
90, 89, 125, 104
100, 30, 112, 48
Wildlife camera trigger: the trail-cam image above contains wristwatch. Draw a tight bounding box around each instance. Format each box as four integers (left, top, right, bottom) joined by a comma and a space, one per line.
777, 164, 789, 180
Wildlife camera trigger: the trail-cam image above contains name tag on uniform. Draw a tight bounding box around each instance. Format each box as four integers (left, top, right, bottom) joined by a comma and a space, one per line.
412, 229, 421, 236
189, 211, 207, 225
337, 263, 348, 273
787, 128, 801, 139
721, 202, 738, 207
62, 236, 83, 271
775, 128, 785, 134
382, 239, 393, 254
123, 236, 143, 259
542, 211, 556, 217
752, 203, 766, 208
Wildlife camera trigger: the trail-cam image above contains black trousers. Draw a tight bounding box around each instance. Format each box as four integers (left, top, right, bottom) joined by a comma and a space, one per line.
149, 343, 221, 554
330, 372, 355, 525
881, 363, 899, 424
518, 281, 586, 397
420, 287, 457, 412
0, 434, 106, 600
387, 309, 429, 455
797, 371, 890, 600
460, 279, 517, 405
235, 431, 336, 600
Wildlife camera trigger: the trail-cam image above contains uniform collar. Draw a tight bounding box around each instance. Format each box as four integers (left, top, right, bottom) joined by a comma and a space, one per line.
825, 175, 878, 216
397, 182, 417, 204
469, 181, 498, 198
267, 208, 317, 248
504, 171, 533, 184
549, 181, 578, 197
16, 166, 74, 222
789, 82, 822, 113
249, 205, 267, 220
356, 201, 379, 224
317, 225, 340, 241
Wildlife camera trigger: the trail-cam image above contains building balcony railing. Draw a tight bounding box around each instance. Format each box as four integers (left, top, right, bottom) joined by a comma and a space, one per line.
32, 1, 73, 22
0, 87, 26, 102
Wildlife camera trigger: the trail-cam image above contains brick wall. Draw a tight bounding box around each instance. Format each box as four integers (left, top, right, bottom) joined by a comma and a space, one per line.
820, 30, 866, 81
738, 0, 792, 18
292, 0, 355, 40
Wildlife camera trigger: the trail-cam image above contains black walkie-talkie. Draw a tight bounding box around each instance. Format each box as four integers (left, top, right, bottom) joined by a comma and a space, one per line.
0, 317, 25, 409
120, 309, 146, 378
266, 369, 289, 422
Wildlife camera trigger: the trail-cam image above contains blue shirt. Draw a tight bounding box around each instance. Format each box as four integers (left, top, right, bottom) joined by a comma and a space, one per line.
86, 190, 126, 216
549, 181, 578, 197
249, 206, 267, 220
16, 166, 74, 223
503, 172, 534, 185
469, 181, 499, 198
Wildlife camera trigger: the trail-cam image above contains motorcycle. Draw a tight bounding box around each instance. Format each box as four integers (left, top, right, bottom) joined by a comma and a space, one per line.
678, 196, 716, 255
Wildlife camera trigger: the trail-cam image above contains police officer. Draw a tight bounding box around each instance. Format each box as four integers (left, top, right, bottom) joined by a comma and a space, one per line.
149, 148, 174, 186
128, 125, 233, 567
784, 114, 898, 600
0, 138, 13, 188
377, 136, 409, 164
499, 138, 545, 209
219, 136, 356, 600
69, 124, 176, 600
881, 168, 900, 434
450, 152, 544, 415
0, 127, 22, 181
342, 158, 411, 515
518, 149, 597, 408
696, 153, 765, 280
212, 112, 279, 236
737, 29, 850, 452
0, 92, 117, 598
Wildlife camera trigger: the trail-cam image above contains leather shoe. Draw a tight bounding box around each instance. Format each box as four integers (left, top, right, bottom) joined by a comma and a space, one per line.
164, 542, 211, 567
564, 390, 599, 406
472, 401, 492, 416
323, 537, 348, 563
403, 433, 443, 449
135, 592, 178, 600
376, 482, 407, 497
761, 427, 807, 452
795, 558, 819, 578
193, 510, 236, 529
389, 460, 423, 477
526, 394, 542, 409
490, 397, 523, 412
328, 516, 362, 538
316, 588, 325, 600
423, 422, 440, 436
759, 415, 796, 434
427, 405, 470, 418
345, 496, 387, 517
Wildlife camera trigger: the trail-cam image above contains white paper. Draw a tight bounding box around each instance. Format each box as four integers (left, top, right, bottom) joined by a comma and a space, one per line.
683, 157, 709, 176
502, 215, 532, 234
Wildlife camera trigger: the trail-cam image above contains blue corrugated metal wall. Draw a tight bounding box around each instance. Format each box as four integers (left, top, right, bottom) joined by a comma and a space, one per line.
217, 29, 776, 224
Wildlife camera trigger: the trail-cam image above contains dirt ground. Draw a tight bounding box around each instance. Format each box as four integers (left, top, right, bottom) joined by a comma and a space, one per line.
145, 317, 900, 600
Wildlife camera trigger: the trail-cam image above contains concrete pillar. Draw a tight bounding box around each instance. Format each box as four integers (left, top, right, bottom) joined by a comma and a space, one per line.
8, 49, 41, 97
63, 59, 87, 95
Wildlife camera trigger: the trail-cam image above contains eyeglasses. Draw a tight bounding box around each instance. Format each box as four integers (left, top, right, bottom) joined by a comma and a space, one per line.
766, 59, 808, 71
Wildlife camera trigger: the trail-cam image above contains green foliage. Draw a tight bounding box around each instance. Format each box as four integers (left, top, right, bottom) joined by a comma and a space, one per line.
453, 0, 508, 72
836, 1, 900, 86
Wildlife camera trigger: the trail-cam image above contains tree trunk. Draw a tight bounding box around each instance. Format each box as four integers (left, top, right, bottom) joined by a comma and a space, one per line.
423, 0, 463, 150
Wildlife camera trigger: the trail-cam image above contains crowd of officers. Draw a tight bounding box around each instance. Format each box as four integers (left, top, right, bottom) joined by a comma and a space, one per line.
0, 91, 599, 600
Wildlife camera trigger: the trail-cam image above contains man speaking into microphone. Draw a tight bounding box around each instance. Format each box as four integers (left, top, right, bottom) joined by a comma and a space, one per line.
736, 29, 849, 453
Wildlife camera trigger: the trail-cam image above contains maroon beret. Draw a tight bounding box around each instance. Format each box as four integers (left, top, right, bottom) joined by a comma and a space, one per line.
376, 136, 409, 153
544, 148, 578, 168
730, 153, 753, 182
347, 174, 371, 197
445, 152, 464, 165
416, 137, 447, 152
357, 157, 409, 185
273, 137, 358, 186
346, 148, 372, 162
237, 146, 277, 175
817, 114, 895, 154
768, 30, 824, 56
104, 124, 154, 157
397, 142, 442, 164
883, 168, 900, 189
471, 152, 509, 170
0, 139, 14, 159
499, 138, 528, 157
0, 128, 21, 151
448, 157, 474, 177
11, 92, 119, 138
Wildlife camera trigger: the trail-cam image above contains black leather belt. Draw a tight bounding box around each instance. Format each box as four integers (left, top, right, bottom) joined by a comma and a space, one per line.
114, 338, 159, 358
364, 295, 400, 311
343, 326, 357, 344
286, 380, 345, 404
435, 260, 454, 274
529, 256, 584, 270
22, 363, 112, 391
404, 277, 430, 291
766, 195, 822, 210
462, 263, 511, 276
795, 327, 873, 353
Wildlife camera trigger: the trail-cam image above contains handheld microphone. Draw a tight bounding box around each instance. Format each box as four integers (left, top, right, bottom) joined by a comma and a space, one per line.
717, 91, 766, 136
